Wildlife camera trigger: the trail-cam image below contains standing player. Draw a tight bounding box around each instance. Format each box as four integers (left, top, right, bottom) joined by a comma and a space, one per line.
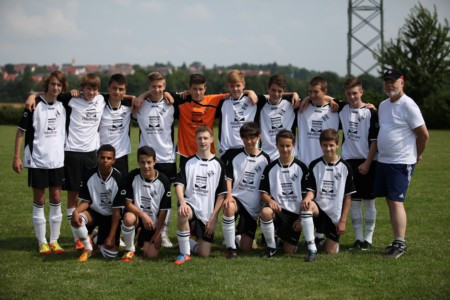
119, 146, 171, 261
259, 130, 309, 258
375, 69, 429, 259
300, 129, 356, 262
221, 122, 270, 258
174, 126, 227, 265
12, 71, 67, 254
71, 144, 123, 261
339, 77, 379, 250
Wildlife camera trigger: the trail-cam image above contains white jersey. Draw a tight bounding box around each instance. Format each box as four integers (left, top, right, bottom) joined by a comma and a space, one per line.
307, 157, 356, 224
297, 103, 339, 166
217, 95, 257, 155
259, 158, 309, 215
99, 98, 132, 159
257, 96, 296, 160
60, 93, 106, 152
339, 104, 379, 160
175, 155, 226, 224
18, 97, 66, 169
377, 94, 425, 164
225, 148, 270, 219
79, 167, 123, 216
134, 98, 176, 163
120, 168, 171, 223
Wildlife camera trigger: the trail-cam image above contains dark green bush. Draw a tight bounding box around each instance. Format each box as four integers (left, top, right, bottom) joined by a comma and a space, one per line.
0, 105, 24, 125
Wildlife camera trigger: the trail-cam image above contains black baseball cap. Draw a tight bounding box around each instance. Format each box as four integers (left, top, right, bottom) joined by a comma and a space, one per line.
383, 69, 404, 80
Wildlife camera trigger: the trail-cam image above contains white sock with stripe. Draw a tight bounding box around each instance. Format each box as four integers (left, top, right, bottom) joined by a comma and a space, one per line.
177, 230, 190, 255
301, 211, 317, 252
121, 224, 136, 252
71, 214, 92, 251
222, 215, 236, 249
260, 219, 276, 249
49, 202, 62, 244
66, 208, 78, 242
33, 203, 47, 245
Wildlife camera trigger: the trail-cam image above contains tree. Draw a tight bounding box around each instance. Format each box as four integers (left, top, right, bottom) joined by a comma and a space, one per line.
377, 4, 449, 106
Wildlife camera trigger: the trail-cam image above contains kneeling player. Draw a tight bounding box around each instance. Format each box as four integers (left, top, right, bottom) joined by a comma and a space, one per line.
71, 145, 123, 261
119, 146, 171, 261
221, 122, 270, 258
259, 130, 309, 258
174, 126, 227, 265
301, 129, 356, 262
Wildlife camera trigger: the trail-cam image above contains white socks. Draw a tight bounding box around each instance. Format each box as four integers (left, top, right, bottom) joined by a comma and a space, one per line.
49, 202, 62, 244
222, 215, 236, 249
364, 199, 376, 244
33, 203, 47, 245
301, 211, 317, 252
351, 200, 363, 241
351, 199, 376, 243
177, 230, 190, 255
66, 207, 78, 242
71, 214, 92, 251
260, 219, 276, 248
121, 224, 136, 252
162, 209, 171, 237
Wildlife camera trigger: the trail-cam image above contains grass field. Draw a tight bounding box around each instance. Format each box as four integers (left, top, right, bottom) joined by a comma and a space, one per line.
0, 125, 449, 299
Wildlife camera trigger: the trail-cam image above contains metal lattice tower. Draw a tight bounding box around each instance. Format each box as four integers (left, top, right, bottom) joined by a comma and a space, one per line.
347, 0, 384, 76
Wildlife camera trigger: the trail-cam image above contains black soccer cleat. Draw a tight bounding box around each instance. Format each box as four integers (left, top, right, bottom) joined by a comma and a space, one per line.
384, 241, 406, 259
226, 247, 238, 259
315, 237, 326, 248
304, 250, 317, 262
361, 240, 372, 251
350, 240, 363, 251
260, 247, 276, 259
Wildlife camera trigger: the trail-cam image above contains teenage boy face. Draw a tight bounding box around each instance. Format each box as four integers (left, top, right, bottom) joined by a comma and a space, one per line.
97, 151, 116, 174
320, 140, 338, 160
138, 155, 156, 178
309, 84, 326, 102
228, 81, 245, 99
46, 77, 63, 100
82, 86, 99, 101
268, 84, 284, 102
344, 86, 363, 107
148, 79, 166, 100
196, 131, 213, 152
276, 137, 294, 159
189, 83, 206, 102
241, 135, 260, 150
109, 81, 126, 101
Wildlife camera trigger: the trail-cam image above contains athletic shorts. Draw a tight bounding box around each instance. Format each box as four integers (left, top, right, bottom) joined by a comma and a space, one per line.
85, 208, 120, 246
235, 198, 257, 239
273, 209, 301, 246
347, 159, 376, 200
28, 167, 64, 189
114, 155, 129, 178
136, 219, 160, 247
313, 202, 340, 243
64, 151, 97, 191
155, 162, 177, 182
186, 203, 214, 243
374, 162, 415, 202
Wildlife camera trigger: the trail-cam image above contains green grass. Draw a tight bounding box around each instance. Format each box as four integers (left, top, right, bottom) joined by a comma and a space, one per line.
0, 126, 449, 299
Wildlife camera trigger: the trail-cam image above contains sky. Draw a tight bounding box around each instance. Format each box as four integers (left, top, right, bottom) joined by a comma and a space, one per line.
0, 0, 449, 76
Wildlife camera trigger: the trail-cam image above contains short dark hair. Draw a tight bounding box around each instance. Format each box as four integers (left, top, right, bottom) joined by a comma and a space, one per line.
240, 122, 261, 137
137, 146, 156, 161
109, 73, 127, 86
97, 144, 116, 157
268, 74, 286, 89
189, 74, 206, 86
319, 128, 339, 144
275, 129, 295, 145
343, 77, 362, 90
309, 76, 327, 92
43, 71, 68, 93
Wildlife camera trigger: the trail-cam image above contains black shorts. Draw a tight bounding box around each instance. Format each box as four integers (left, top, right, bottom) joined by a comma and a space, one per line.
114, 155, 129, 178
136, 218, 158, 245
28, 167, 64, 189
347, 159, 376, 200
155, 162, 177, 182
235, 198, 257, 239
64, 151, 97, 191
85, 208, 120, 246
313, 202, 340, 243
273, 209, 301, 246
186, 204, 214, 243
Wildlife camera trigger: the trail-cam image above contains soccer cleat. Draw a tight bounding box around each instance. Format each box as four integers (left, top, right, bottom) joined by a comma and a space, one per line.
75, 239, 85, 251
361, 240, 372, 251
350, 240, 363, 251
315, 237, 326, 248
161, 236, 173, 248
384, 241, 406, 259
304, 250, 317, 262
225, 247, 238, 259
50, 241, 65, 254
260, 247, 277, 259
78, 250, 92, 262
174, 253, 191, 265
39, 243, 51, 255
121, 251, 135, 262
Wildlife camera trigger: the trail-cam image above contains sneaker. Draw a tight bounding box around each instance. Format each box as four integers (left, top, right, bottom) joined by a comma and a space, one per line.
226, 247, 238, 259
174, 253, 191, 265
50, 241, 65, 254
78, 250, 92, 262
39, 243, 51, 255
315, 237, 326, 248
121, 251, 135, 262
304, 250, 317, 262
161, 236, 173, 248
350, 240, 363, 251
260, 247, 276, 259
361, 240, 372, 251
384, 241, 406, 259
75, 239, 84, 251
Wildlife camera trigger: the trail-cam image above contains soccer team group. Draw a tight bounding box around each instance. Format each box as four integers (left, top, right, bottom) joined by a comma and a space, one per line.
12, 68, 429, 263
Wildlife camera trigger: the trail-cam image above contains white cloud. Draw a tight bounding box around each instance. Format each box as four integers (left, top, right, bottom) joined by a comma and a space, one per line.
184, 3, 212, 20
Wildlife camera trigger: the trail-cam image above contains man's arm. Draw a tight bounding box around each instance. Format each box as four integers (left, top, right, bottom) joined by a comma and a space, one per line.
175, 184, 190, 218
104, 207, 122, 249
261, 192, 281, 213
300, 191, 315, 211
71, 201, 90, 227
125, 200, 154, 230
12, 129, 25, 174
336, 195, 352, 235
223, 179, 234, 209
413, 124, 429, 163
205, 193, 226, 236
149, 210, 168, 247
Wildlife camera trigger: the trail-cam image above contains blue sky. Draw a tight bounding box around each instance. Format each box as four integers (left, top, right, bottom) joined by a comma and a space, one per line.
0, 0, 448, 76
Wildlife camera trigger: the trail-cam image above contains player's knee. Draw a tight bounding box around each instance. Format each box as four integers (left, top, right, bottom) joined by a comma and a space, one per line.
223, 204, 237, 217
122, 212, 136, 226
260, 207, 273, 221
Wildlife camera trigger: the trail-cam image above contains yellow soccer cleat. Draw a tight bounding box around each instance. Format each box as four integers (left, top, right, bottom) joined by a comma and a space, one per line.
39, 243, 51, 255
78, 250, 92, 262
121, 251, 135, 262
50, 241, 65, 254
